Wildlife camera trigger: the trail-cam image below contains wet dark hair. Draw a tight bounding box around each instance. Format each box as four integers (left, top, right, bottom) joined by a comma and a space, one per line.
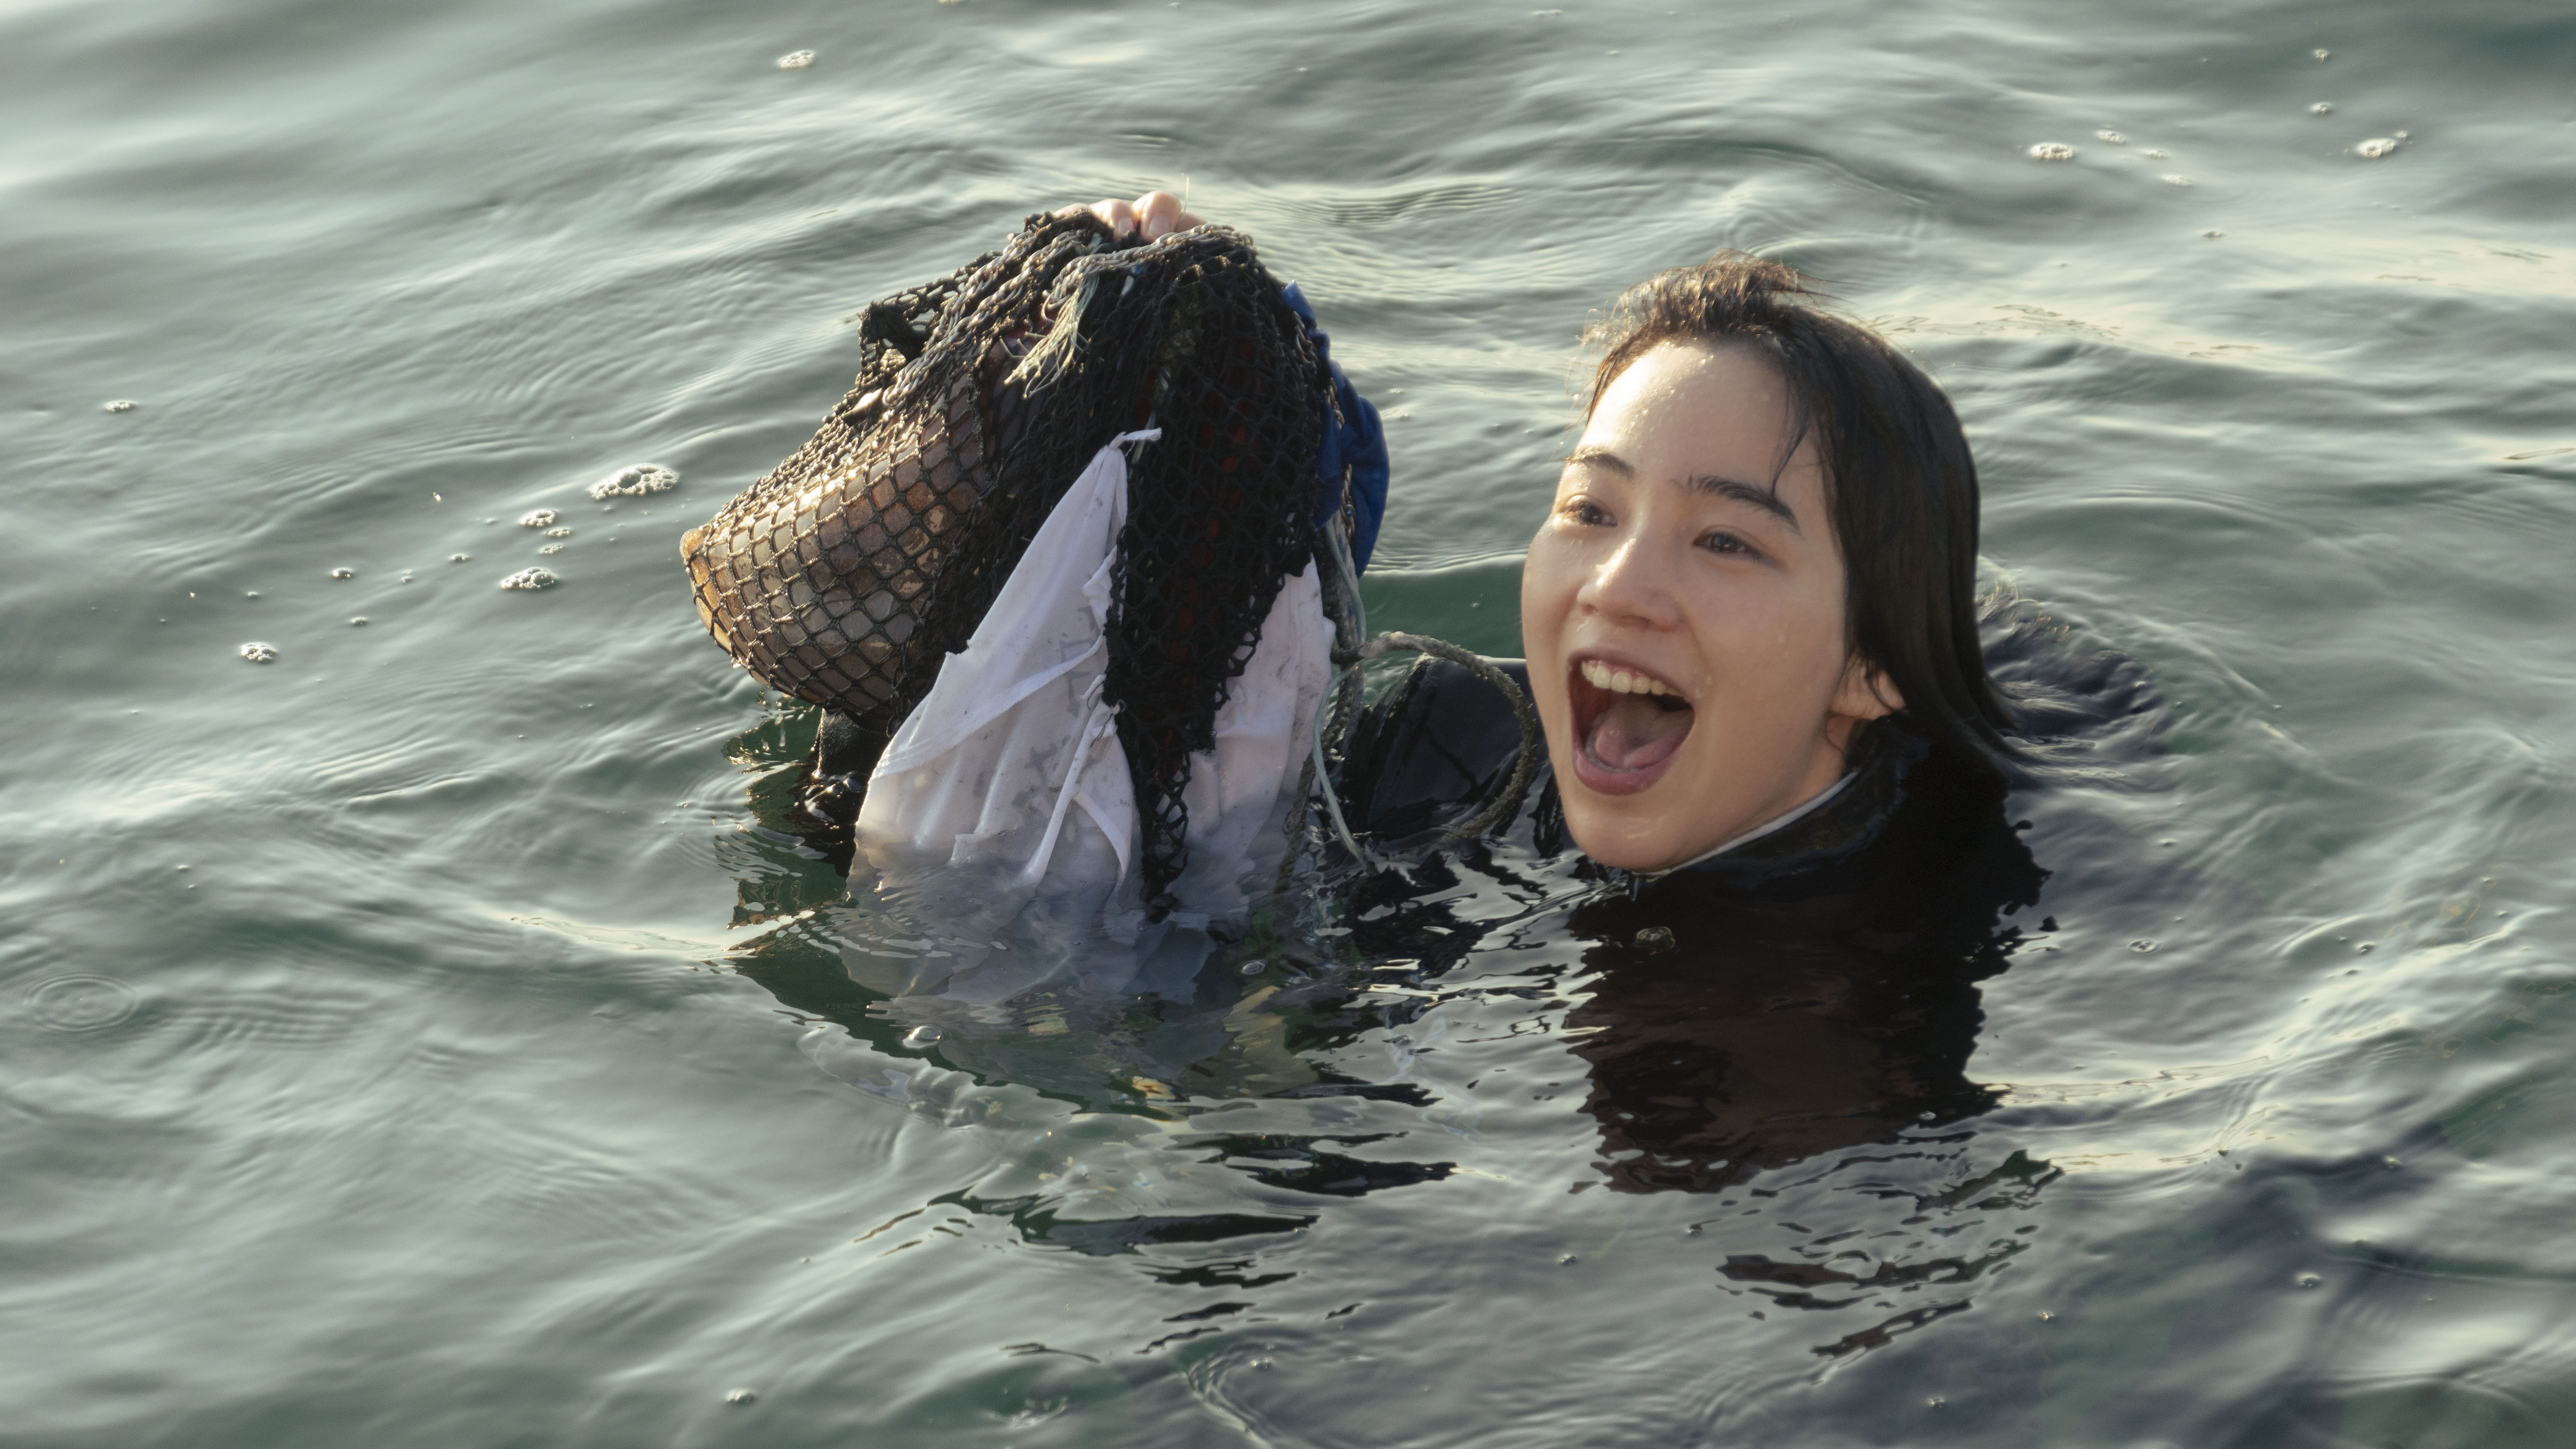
1585, 251, 2019, 770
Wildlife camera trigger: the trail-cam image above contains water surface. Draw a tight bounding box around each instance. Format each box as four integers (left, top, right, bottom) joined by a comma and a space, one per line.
7, 0, 2576, 1444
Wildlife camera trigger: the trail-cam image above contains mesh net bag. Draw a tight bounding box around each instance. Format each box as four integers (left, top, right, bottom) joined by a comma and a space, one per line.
683, 210, 1334, 912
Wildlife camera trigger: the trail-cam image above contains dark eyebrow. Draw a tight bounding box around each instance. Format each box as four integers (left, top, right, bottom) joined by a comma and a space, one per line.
1686, 473, 1802, 533
1563, 445, 1632, 476
1567, 445, 1801, 532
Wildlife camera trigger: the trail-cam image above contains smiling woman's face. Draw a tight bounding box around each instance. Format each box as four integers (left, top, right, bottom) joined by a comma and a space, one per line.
1520, 340, 1899, 872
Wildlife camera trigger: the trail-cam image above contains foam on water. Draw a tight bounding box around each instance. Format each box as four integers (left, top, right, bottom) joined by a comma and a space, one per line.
586, 464, 677, 499
2026, 141, 2076, 161
497, 568, 558, 590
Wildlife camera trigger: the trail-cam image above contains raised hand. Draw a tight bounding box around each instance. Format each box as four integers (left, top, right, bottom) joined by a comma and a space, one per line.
1065, 189, 1203, 243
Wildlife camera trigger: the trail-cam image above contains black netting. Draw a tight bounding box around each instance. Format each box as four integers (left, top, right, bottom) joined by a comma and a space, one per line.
684, 212, 1330, 914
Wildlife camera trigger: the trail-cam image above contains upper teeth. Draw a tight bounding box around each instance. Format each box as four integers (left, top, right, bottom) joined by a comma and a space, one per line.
1581, 660, 1677, 697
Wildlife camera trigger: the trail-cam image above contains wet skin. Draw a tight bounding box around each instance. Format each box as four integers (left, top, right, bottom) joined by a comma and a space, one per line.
1519, 341, 1899, 872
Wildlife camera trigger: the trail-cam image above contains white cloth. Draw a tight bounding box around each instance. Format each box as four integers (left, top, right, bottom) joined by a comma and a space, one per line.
848, 431, 1331, 1000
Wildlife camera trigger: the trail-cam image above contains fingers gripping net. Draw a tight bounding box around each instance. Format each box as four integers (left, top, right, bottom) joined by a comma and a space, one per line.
684, 213, 1330, 915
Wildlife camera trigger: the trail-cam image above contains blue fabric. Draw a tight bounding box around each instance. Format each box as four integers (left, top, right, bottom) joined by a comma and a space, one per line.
1280, 283, 1388, 573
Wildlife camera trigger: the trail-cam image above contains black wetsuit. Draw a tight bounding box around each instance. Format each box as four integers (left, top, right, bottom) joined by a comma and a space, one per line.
1332, 656, 2062, 1193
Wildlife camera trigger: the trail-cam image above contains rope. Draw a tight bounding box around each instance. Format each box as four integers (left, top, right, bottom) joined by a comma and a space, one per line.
1303, 511, 1543, 866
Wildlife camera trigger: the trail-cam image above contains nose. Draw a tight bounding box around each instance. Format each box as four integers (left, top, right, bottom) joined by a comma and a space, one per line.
1574, 532, 1683, 632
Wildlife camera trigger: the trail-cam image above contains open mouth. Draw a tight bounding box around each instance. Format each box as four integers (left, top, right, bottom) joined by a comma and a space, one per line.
1567, 656, 1694, 796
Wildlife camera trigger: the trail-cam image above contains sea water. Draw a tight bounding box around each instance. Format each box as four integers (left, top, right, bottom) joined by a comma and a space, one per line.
6, 0, 2574, 1444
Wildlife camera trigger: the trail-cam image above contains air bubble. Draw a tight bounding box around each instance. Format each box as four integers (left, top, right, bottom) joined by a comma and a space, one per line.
2356, 942, 2374, 953
2311, 102, 2333, 115
239, 642, 278, 663
2129, 939, 2159, 953
498, 568, 559, 590
2161, 175, 2193, 186
349, 617, 368, 626
329, 568, 354, 580
450, 553, 470, 563
519, 509, 557, 529
1239, 959, 1267, 975
589, 463, 679, 499
2296, 1273, 2322, 1289
2202, 229, 2227, 238
2142, 148, 2169, 159
776, 49, 814, 69
2096, 130, 2127, 144
546, 526, 573, 538
902, 1024, 944, 1048
1557, 1254, 1577, 1266
103, 399, 138, 413
725, 1387, 758, 1404
538, 544, 562, 555
2357, 137, 2400, 158
2027, 142, 2077, 162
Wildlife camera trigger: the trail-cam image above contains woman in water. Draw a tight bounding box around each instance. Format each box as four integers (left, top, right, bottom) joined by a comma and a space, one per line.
1061, 193, 2117, 1187
748, 191, 2154, 1180
1087, 189, 2023, 883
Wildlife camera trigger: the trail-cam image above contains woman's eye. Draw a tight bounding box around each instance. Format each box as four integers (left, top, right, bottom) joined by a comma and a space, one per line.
1700, 530, 1759, 559
1563, 499, 1612, 527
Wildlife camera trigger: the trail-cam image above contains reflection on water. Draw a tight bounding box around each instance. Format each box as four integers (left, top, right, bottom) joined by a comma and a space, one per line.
1559, 749, 2042, 1196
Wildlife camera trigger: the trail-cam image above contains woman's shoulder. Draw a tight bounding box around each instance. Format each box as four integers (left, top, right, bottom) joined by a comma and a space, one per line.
1337, 654, 1538, 845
